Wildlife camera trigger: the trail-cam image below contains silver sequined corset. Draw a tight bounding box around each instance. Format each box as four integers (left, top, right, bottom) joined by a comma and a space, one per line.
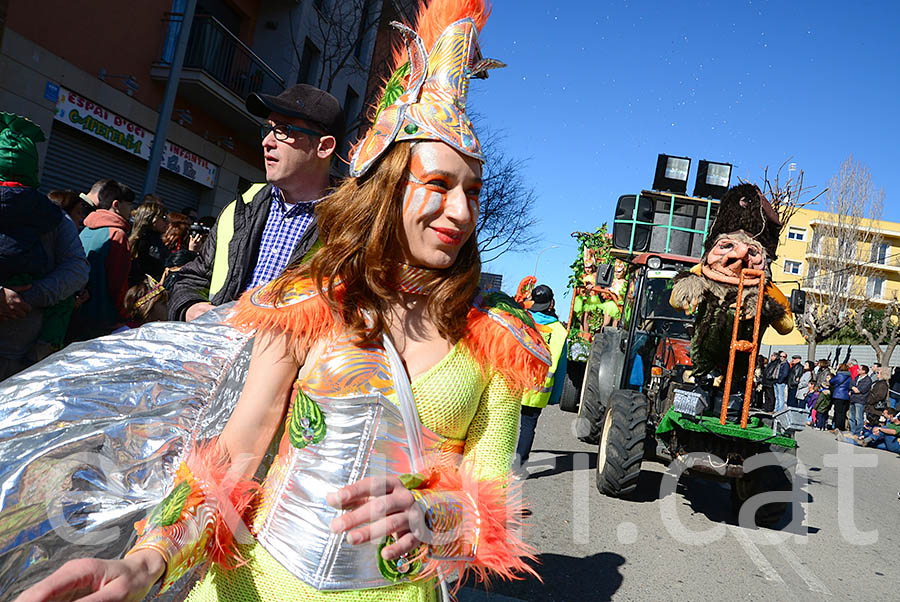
251, 390, 430, 591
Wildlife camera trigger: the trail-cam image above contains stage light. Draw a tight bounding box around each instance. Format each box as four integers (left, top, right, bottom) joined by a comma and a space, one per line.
693, 160, 733, 199
653, 154, 691, 194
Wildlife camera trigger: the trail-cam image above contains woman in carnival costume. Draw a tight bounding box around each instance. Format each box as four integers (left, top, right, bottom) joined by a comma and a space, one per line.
595, 259, 627, 329
18, 1, 547, 600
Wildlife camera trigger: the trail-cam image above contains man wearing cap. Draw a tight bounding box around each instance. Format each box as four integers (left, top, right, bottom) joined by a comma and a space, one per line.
517, 284, 569, 468
167, 84, 343, 321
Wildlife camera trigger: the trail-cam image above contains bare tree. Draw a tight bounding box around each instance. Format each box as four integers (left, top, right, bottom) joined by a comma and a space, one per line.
758, 158, 823, 230
796, 156, 885, 360
289, 0, 384, 137
854, 300, 900, 366
475, 134, 540, 263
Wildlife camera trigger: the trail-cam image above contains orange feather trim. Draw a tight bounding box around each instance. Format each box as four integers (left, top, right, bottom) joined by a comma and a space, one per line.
227, 283, 339, 353
462, 307, 547, 394
184, 440, 260, 570
389, 0, 492, 79
413, 462, 539, 590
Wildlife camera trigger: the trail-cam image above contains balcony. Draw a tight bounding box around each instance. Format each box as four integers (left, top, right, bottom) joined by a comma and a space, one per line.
151, 13, 286, 145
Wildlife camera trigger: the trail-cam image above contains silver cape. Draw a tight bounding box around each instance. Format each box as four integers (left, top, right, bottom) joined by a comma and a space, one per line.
0, 306, 251, 600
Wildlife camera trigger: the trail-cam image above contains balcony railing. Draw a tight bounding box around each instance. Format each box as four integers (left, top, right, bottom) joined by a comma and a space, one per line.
159, 13, 285, 102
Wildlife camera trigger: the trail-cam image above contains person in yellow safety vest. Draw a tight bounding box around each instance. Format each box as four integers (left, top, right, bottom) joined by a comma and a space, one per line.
517, 284, 568, 468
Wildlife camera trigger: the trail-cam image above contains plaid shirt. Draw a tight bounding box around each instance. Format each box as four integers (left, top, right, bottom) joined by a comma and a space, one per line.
246, 187, 318, 290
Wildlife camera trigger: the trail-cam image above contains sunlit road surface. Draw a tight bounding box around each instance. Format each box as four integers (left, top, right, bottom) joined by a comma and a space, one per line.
458, 406, 898, 602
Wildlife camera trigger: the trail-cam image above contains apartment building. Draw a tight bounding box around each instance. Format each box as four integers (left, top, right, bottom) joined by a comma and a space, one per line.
763, 206, 900, 346
0, 0, 386, 215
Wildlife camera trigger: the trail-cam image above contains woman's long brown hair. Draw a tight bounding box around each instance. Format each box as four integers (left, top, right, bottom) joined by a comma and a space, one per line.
128, 201, 166, 258
271, 141, 481, 346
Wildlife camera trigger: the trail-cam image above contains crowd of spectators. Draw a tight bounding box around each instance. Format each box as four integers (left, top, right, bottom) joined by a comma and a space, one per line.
3, 172, 215, 380
2, 83, 341, 383
752, 350, 899, 454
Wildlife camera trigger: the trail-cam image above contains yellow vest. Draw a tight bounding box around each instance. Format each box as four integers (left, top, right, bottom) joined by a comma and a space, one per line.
522, 319, 568, 409
209, 184, 266, 298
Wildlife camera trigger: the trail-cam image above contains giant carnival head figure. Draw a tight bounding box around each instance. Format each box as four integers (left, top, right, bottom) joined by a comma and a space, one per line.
700, 183, 781, 287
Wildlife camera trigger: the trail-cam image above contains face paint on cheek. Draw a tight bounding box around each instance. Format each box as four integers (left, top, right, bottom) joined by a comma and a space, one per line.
420, 189, 445, 216
403, 181, 447, 217
467, 196, 480, 222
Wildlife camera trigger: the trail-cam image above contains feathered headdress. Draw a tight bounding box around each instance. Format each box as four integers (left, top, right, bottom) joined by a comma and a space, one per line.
349, 0, 504, 177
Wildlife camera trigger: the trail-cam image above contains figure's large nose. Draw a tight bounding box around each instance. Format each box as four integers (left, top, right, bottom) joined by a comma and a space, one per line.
729, 241, 749, 257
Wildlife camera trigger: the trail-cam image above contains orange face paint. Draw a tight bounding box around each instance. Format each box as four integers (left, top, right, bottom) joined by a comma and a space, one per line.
402, 153, 480, 223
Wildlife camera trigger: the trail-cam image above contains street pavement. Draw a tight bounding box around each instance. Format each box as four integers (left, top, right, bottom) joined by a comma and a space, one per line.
458, 405, 899, 601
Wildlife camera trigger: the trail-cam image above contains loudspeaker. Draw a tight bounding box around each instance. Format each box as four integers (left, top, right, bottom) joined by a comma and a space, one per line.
595, 262, 614, 288
790, 289, 807, 315
613, 194, 653, 252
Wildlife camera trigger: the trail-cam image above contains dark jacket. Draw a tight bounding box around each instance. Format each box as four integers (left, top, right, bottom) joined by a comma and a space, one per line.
0, 184, 89, 362
167, 184, 319, 320
849, 374, 872, 405
866, 379, 889, 415
776, 361, 790, 385
789, 362, 804, 387
763, 360, 780, 386
129, 230, 169, 284
830, 370, 852, 401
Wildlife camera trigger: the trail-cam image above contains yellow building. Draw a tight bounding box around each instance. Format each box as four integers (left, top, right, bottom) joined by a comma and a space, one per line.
764, 207, 900, 346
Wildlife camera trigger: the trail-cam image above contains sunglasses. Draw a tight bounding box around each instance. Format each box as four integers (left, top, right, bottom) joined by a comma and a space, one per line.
260, 123, 324, 141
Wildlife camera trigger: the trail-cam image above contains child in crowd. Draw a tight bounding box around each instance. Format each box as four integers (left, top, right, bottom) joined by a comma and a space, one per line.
122, 275, 168, 328
805, 380, 819, 427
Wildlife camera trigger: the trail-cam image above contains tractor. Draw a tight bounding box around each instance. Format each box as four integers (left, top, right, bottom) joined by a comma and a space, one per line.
561, 190, 804, 526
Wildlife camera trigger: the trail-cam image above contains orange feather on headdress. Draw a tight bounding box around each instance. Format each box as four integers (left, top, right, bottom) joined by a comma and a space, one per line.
351, 0, 496, 176
389, 0, 491, 77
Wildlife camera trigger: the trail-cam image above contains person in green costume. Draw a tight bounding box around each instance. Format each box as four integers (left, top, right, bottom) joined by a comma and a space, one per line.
0, 112, 88, 380
595, 259, 627, 328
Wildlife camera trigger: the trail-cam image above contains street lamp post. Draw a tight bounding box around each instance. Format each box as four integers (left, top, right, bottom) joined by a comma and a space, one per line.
533, 245, 559, 278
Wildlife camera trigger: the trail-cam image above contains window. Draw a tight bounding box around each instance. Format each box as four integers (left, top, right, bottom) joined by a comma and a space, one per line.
783, 260, 802, 275
354, 0, 377, 62
870, 242, 889, 264
298, 38, 321, 85
787, 227, 806, 241
867, 276, 885, 299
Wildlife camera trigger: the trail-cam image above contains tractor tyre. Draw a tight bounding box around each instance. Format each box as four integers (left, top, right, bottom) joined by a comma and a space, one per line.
576, 328, 626, 444
559, 371, 579, 413
596, 390, 648, 498
730, 463, 792, 528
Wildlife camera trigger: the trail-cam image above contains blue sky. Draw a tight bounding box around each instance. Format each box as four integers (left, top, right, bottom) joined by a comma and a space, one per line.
468, 0, 900, 312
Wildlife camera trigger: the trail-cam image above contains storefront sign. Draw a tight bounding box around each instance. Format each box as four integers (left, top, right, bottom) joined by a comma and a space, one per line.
53, 85, 217, 188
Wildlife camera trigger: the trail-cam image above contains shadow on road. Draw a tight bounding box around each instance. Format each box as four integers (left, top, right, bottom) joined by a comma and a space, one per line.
526, 449, 596, 479
674, 472, 817, 534
458, 552, 626, 601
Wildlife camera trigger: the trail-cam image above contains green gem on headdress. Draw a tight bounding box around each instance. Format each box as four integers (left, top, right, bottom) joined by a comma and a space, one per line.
404, 124, 418, 135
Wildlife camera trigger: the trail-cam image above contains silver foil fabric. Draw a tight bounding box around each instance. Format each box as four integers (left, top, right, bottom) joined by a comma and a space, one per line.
256, 390, 421, 591
0, 305, 251, 600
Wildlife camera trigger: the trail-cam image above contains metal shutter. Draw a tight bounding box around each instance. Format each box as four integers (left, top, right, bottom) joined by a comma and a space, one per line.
41, 121, 205, 212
